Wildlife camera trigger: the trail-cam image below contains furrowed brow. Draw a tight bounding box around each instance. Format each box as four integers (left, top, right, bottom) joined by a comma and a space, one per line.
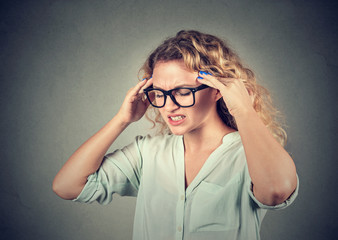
153, 84, 197, 90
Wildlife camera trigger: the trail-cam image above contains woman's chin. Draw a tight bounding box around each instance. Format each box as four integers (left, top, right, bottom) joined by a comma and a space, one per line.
168, 126, 187, 136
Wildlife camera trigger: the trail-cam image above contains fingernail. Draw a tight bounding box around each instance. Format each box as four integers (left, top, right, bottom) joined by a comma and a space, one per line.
197, 76, 204, 80
142, 78, 147, 81
199, 71, 212, 76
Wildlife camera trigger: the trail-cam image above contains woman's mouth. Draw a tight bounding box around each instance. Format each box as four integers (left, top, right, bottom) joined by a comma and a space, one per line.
168, 115, 186, 126
170, 116, 185, 121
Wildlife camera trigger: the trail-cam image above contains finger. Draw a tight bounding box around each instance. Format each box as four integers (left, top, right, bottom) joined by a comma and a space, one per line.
197, 76, 217, 88
138, 77, 153, 94
128, 79, 149, 99
135, 79, 148, 92
198, 74, 231, 90
196, 73, 219, 89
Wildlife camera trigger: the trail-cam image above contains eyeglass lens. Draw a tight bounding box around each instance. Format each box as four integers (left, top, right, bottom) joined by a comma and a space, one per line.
148, 88, 194, 107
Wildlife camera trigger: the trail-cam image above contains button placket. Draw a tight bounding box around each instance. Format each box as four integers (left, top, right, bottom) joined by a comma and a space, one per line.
175, 192, 185, 239
175, 136, 186, 240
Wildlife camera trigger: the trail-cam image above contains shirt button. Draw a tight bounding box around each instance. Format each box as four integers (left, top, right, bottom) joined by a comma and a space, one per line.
180, 195, 184, 200
177, 226, 182, 232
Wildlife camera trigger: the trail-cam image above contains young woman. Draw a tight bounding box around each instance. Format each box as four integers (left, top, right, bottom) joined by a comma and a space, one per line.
53, 30, 299, 240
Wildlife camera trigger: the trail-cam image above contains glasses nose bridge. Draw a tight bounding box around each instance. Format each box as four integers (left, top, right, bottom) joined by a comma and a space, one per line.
166, 89, 176, 103
163, 89, 179, 108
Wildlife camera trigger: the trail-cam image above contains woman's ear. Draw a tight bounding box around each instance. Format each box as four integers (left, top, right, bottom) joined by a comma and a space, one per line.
214, 89, 223, 102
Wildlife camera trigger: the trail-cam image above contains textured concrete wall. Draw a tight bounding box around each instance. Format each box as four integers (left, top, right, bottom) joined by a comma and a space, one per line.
1, 0, 337, 239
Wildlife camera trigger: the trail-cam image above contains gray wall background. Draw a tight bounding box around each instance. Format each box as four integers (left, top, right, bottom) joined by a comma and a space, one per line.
1, 0, 337, 239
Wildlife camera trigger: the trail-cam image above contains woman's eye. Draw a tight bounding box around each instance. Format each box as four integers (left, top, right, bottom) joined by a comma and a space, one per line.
176, 90, 191, 96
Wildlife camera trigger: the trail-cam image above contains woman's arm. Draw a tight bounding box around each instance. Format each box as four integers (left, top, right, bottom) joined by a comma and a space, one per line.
234, 109, 297, 206
197, 73, 297, 206
52, 78, 153, 200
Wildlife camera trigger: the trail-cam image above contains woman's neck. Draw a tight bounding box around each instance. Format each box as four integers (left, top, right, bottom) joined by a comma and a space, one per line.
183, 119, 235, 153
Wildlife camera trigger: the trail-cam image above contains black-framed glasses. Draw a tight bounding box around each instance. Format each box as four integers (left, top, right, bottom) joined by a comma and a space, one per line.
143, 84, 209, 108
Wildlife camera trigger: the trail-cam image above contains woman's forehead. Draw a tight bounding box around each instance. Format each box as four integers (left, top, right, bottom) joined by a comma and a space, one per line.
153, 60, 198, 89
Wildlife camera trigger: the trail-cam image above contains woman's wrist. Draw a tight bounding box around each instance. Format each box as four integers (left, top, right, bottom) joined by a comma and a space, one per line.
113, 113, 132, 128
232, 106, 257, 121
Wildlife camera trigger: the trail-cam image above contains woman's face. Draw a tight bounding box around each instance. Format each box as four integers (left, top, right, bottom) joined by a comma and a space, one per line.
152, 60, 219, 136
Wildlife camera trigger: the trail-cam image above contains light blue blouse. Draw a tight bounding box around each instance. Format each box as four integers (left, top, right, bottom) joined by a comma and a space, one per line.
73, 131, 299, 240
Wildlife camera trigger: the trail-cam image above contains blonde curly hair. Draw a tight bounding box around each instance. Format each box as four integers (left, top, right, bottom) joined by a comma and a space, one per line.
139, 30, 287, 146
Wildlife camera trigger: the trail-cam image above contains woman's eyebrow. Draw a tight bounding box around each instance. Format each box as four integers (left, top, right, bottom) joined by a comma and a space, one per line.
153, 84, 197, 89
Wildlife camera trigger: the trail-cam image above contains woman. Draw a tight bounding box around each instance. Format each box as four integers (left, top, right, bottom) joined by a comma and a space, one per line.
53, 30, 299, 240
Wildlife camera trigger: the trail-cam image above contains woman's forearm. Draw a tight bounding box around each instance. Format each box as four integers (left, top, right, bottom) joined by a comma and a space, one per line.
235, 109, 297, 206
52, 115, 130, 200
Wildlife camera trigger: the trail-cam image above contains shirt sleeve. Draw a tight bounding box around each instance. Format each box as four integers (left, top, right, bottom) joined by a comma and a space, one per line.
245, 165, 300, 210
72, 136, 145, 205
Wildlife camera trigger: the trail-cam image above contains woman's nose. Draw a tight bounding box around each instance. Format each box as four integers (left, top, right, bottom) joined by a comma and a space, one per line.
164, 96, 180, 111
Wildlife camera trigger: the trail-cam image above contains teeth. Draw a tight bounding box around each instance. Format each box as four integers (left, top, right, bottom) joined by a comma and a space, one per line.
170, 116, 185, 121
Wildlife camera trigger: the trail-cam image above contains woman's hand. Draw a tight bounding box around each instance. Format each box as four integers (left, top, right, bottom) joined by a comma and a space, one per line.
116, 78, 154, 124
197, 72, 254, 118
